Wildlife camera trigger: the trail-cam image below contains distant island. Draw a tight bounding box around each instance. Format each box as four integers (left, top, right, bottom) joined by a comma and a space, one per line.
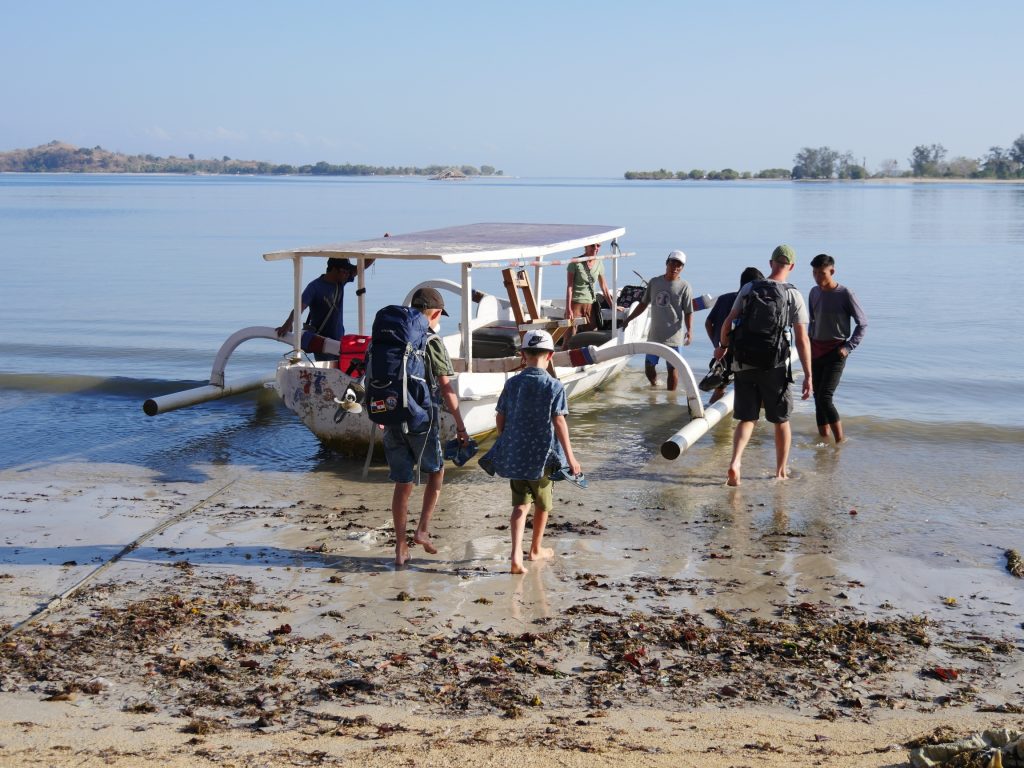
0, 141, 503, 178
625, 138, 1024, 181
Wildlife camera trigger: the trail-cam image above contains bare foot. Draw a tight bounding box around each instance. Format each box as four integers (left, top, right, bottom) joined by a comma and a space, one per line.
528, 546, 554, 561
775, 467, 790, 480
709, 387, 725, 404
510, 560, 528, 575
394, 545, 410, 567
412, 532, 437, 555
727, 465, 741, 486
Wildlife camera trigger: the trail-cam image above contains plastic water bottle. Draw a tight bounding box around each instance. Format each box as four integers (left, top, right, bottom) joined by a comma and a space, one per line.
692, 293, 714, 311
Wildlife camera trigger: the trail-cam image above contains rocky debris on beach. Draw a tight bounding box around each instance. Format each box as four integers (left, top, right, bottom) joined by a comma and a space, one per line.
1, 566, 1021, 736
906, 726, 1024, 767
1006, 549, 1024, 578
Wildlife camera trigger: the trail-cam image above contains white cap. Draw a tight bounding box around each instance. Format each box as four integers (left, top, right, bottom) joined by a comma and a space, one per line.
522, 329, 555, 352
667, 250, 686, 265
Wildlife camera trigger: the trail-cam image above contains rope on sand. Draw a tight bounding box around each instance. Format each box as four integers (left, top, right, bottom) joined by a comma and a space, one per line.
1, 477, 238, 641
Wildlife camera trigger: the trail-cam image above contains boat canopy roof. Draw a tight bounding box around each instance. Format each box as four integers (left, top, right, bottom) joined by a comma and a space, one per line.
263, 222, 625, 265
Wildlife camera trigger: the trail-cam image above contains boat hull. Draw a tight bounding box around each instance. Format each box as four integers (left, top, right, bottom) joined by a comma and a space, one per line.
275, 335, 637, 455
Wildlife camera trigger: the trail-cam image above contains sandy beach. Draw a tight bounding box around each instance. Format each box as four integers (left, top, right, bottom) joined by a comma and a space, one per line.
2, 413, 1023, 766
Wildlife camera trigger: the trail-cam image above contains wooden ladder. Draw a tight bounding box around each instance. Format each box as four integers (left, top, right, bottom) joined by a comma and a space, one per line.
501, 267, 574, 373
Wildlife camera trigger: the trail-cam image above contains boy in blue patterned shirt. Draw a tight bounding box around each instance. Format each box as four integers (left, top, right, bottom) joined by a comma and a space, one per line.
481, 330, 581, 574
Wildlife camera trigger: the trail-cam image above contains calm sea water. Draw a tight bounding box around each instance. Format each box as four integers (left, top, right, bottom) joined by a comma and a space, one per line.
1, 173, 1022, 475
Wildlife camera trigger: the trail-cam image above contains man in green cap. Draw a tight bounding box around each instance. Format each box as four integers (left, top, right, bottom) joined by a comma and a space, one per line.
713, 244, 813, 486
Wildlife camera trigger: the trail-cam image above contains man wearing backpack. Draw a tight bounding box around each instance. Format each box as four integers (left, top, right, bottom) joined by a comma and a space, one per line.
368, 287, 469, 566
714, 245, 812, 486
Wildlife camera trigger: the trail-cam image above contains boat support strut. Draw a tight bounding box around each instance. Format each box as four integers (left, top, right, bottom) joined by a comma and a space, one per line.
143, 326, 287, 416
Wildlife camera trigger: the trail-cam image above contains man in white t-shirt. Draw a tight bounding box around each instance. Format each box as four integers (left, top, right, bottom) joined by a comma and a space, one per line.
622, 250, 693, 391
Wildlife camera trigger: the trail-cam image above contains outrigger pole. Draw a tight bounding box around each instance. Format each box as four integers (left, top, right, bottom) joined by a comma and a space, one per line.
661, 390, 734, 460
659, 349, 803, 460
143, 326, 286, 415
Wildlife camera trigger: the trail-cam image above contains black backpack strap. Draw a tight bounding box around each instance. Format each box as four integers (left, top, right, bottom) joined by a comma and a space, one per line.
311, 282, 341, 336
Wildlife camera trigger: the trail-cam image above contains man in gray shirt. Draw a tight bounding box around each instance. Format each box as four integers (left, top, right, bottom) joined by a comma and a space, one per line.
714, 245, 812, 486
808, 253, 867, 443
622, 250, 694, 391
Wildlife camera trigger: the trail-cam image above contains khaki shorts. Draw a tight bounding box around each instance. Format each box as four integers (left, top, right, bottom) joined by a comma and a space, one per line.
509, 478, 553, 510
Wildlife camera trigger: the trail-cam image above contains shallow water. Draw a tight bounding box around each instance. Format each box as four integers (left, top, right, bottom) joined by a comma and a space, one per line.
1, 174, 1022, 636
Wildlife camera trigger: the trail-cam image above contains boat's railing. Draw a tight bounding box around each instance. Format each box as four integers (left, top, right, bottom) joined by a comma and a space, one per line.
465, 249, 635, 270
209, 326, 288, 387
403, 280, 512, 336
402, 279, 511, 311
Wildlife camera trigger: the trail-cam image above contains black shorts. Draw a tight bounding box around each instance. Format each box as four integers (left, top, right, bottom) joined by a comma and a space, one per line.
733, 366, 792, 424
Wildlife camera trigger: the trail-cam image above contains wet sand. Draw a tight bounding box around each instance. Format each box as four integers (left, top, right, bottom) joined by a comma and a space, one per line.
2, 409, 1024, 766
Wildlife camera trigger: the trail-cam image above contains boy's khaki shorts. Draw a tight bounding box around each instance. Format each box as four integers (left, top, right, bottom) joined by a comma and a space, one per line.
509, 478, 553, 511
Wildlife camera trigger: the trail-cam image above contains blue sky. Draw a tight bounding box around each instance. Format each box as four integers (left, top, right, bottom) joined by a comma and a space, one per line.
2, 0, 1021, 176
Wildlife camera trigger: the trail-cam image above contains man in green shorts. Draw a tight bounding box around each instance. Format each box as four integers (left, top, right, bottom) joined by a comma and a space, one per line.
479, 330, 582, 574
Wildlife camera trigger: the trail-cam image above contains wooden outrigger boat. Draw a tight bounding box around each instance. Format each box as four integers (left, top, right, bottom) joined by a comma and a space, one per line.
145, 223, 716, 457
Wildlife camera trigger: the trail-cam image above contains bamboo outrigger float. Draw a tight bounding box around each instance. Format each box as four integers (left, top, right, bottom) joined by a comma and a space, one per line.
145, 223, 729, 459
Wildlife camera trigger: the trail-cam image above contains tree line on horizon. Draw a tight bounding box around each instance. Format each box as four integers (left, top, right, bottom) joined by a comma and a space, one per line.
0, 141, 503, 178
625, 134, 1024, 181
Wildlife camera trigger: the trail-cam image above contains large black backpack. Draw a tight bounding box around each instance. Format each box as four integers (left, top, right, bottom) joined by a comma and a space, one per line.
364, 306, 433, 433
730, 280, 792, 369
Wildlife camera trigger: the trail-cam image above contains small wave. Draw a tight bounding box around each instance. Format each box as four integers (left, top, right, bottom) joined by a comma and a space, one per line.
838, 414, 1024, 444
0, 372, 206, 397
0, 372, 278, 404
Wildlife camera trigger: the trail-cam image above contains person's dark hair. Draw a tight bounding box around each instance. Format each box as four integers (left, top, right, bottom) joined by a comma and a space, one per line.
739, 267, 764, 287
810, 253, 835, 269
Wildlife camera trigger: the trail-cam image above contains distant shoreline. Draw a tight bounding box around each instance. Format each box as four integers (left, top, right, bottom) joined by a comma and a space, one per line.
0, 141, 502, 178
4, 170, 1024, 184
623, 176, 1024, 185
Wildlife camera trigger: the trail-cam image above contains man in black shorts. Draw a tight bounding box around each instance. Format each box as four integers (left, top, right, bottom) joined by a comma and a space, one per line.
714, 245, 813, 486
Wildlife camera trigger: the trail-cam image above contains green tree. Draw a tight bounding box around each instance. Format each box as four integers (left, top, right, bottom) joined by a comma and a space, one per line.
756, 168, 791, 179
688, 169, 704, 179
981, 146, 1011, 178
1010, 135, 1024, 177
946, 156, 979, 177
909, 144, 946, 176
793, 146, 839, 179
